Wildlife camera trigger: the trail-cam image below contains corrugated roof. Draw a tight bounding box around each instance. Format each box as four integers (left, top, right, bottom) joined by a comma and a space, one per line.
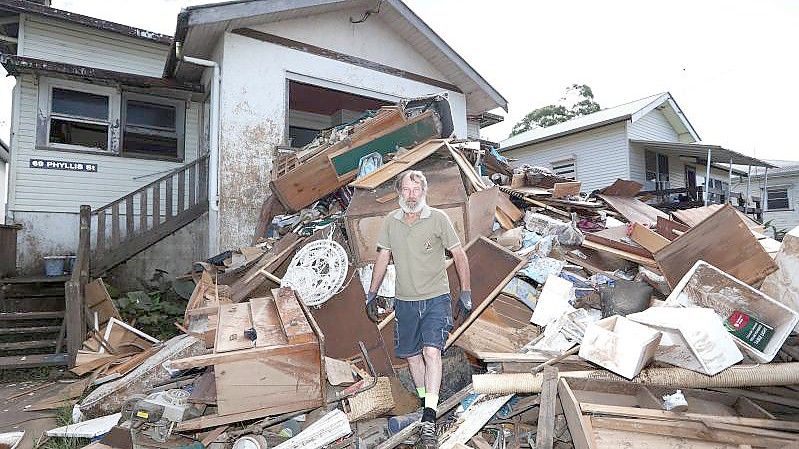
501, 93, 667, 151
630, 140, 776, 168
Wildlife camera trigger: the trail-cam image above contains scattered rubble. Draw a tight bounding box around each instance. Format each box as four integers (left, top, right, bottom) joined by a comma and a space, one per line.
13, 95, 799, 449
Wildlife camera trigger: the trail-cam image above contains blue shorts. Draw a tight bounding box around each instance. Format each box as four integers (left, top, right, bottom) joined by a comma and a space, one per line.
394, 293, 453, 358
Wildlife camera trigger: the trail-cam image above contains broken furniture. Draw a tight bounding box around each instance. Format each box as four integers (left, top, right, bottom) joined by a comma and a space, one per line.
168, 288, 325, 430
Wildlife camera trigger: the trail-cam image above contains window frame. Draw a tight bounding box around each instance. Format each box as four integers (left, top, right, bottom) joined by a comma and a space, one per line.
38, 78, 120, 154
120, 92, 186, 162
766, 186, 791, 211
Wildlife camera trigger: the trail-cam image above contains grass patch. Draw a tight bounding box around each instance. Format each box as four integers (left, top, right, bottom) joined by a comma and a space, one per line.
41, 405, 90, 449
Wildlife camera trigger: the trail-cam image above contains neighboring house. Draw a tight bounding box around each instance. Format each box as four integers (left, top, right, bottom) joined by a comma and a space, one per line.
500, 92, 772, 201
0, 0, 506, 281
732, 161, 799, 234
0, 137, 8, 224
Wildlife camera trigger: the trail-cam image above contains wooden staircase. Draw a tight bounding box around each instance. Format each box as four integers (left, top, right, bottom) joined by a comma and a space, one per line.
0, 276, 70, 368
0, 155, 210, 369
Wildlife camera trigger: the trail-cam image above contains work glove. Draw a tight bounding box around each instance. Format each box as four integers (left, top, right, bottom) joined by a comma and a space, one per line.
366, 291, 380, 323
457, 290, 472, 319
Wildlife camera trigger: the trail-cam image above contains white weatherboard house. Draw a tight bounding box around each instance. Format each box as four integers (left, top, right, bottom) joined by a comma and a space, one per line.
732, 161, 799, 235
500, 92, 773, 204
0, 0, 506, 283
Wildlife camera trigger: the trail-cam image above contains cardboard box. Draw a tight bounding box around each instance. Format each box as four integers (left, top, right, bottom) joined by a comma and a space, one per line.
579, 315, 661, 379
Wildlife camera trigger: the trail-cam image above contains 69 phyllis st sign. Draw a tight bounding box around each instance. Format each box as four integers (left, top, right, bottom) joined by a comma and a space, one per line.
30, 159, 98, 172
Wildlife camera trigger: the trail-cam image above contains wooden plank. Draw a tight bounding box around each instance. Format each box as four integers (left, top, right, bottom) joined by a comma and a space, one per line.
111, 203, 120, 246
177, 169, 186, 213
139, 189, 148, 234
654, 204, 777, 287
655, 216, 689, 241
188, 163, 197, 207
165, 176, 174, 219
214, 346, 322, 416
229, 233, 301, 303
496, 192, 523, 222
96, 209, 106, 253
248, 297, 288, 347
597, 194, 668, 226
271, 288, 315, 344
552, 181, 581, 198
581, 239, 658, 267
557, 379, 596, 449
167, 341, 319, 370
349, 139, 447, 189
580, 402, 799, 432
125, 197, 134, 238
590, 416, 798, 446
584, 226, 653, 258
152, 182, 161, 225
536, 367, 559, 449
629, 222, 671, 253
599, 179, 642, 197
445, 237, 527, 349
214, 302, 254, 353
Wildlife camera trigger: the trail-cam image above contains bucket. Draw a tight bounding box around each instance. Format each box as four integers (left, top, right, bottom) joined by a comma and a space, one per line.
43, 256, 68, 276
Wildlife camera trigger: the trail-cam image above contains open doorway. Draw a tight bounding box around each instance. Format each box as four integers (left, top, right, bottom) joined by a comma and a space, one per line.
287, 81, 391, 148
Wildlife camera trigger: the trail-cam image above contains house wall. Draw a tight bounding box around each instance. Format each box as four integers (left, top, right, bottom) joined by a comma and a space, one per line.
8, 75, 202, 213
628, 108, 680, 142
216, 12, 467, 250
503, 122, 628, 193
20, 14, 168, 77
732, 175, 799, 232
7, 17, 205, 275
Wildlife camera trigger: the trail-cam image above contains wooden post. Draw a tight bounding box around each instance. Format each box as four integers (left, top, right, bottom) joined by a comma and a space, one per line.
66, 205, 91, 367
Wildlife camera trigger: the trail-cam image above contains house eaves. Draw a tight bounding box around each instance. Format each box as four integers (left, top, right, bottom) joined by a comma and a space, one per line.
0, 0, 172, 45
0, 54, 203, 93
164, 0, 507, 115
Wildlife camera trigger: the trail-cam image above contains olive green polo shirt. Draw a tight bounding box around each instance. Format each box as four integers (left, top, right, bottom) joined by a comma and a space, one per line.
376, 205, 461, 301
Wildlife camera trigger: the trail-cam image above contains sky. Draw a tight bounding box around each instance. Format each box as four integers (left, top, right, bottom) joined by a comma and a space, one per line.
1, 0, 798, 162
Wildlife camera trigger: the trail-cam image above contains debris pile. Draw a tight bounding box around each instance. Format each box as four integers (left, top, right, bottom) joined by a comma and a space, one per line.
15, 95, 799, 449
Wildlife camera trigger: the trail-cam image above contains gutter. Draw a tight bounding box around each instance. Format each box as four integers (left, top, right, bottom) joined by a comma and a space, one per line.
175, 42, 221, 256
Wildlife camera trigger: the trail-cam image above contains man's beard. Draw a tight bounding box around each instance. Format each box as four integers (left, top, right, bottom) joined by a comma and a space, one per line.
399, 195, 427, 214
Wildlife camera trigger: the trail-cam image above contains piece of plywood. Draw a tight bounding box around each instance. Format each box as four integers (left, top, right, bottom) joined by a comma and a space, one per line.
581, 239, 657, 267
558, 379, 597, 449
597, 194, 668, 227
629, 223, 670, 254
552, 181, 582, 198
271, 288, 314, 344
496, 192, 523, 222
599, 179, 642, 197
349, 139, 448, 189
467, 187, 499, 240
214, 302, 255, 353
83, 279, 120, 330
654, 205, 777, 288
655, 216, 690, 241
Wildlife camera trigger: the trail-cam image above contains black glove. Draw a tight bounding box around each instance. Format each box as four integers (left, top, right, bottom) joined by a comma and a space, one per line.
366, 291, 380, 323
457, 290, 472, 319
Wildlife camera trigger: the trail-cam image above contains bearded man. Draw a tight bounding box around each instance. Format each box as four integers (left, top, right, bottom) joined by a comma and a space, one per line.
366, 170, 471, 448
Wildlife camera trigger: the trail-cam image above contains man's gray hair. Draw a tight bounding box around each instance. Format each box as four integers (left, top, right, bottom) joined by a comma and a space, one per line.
394, 170, 428, 192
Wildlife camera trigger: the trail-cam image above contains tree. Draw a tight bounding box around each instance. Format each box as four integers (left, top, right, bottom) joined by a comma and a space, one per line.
509, 84, 601, 137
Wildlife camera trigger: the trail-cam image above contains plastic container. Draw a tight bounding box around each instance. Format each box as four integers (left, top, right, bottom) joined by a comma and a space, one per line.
43, 256, 68, 276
